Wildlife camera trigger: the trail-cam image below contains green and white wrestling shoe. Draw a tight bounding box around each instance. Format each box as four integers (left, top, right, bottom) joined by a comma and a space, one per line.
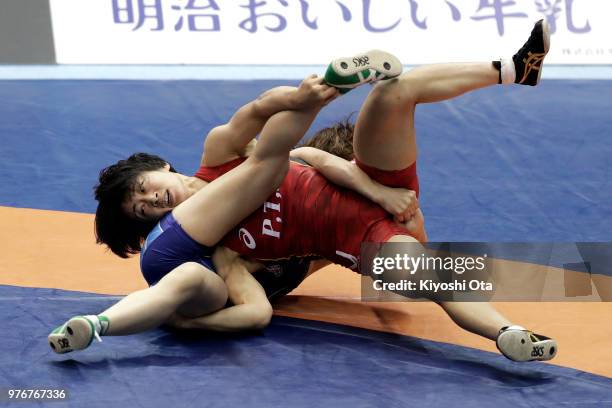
324, 50, 403, 94
496, 325, 557, 362
48, 315, 109, 354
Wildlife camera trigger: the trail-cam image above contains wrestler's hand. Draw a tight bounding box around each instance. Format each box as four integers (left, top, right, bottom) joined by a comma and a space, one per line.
400, 209, 428, 243
292, 75, 339, 109
212, 247, 240, 278
213, 247, 263, 276
374, 186, 419, 223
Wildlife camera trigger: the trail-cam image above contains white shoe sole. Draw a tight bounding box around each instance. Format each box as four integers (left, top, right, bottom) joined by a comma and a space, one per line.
330, 50, 403, 79
48, 317, 94, 354
497, 329, 557, 362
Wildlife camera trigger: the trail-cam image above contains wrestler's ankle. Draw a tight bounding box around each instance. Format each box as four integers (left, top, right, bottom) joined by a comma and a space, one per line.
84, 314, 111, 336
492, 59, 516, 85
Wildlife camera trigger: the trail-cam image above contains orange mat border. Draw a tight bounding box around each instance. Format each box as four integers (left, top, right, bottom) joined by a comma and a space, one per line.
1, 206, 610, 377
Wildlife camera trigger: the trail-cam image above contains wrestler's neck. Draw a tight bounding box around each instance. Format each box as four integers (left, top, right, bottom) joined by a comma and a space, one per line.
181, 174, 208, 198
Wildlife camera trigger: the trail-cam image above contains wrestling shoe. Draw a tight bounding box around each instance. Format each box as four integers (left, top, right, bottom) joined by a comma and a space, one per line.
496, 325, 557, 362
324, 50, 402, 94
513, 19, 550, 86
48, 316, 103, 354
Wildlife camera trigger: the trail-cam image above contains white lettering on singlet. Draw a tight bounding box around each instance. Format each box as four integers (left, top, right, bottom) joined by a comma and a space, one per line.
262, 190, 282, 239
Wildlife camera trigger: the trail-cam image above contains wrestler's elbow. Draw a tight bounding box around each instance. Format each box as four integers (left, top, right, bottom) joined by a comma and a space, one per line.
265, 159, 289, 188
249, 302, 273, 330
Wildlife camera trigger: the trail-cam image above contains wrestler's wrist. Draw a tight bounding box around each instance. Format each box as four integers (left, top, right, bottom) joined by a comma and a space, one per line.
369, 183, 385, 205
284, 88, 304, 110
256, 87, 299, 115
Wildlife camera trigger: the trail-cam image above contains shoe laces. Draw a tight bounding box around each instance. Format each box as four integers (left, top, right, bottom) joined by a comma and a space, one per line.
82, 316, 103, 343
368, 69, 387, 84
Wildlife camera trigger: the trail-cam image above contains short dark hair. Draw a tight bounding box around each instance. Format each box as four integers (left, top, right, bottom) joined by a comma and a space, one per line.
94, 153, 176, 258
303, 117, 355, 161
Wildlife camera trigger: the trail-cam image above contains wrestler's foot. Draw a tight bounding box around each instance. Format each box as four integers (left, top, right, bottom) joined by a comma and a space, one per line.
48, 315, 108, 354
512, 19, 550, 86
496, 325, 557, 362
324, 50, 403, 94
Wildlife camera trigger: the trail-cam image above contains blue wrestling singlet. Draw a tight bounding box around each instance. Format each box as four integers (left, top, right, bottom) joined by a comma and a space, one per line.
140, 212, 215, 286
140, 212, 313, 301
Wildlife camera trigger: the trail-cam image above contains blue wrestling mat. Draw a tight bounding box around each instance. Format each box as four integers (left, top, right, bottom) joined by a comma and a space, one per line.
2, 285, 611, 408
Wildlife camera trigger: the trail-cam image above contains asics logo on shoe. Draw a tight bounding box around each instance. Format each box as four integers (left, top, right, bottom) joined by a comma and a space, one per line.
352, 56, 370, 67
531, 346, 545, 357
517, 51, 545, 84
58, 339, 70, 349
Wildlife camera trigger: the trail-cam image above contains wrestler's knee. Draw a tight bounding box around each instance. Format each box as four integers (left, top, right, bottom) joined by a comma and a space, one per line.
168, 263, 228, 317
251, 303, 273, 330
378, 235, 440, 301
369, 77, 417, 111
159, 262, 219, 299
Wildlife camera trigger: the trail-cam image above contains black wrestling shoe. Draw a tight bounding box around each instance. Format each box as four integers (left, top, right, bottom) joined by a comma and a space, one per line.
513, 19, 551, 86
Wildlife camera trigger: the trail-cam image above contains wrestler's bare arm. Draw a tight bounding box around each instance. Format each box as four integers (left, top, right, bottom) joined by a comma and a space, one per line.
168, 250, 333, 331
168, 248, 273, 332
290, 147, 419, 222
203, 82, 332, 167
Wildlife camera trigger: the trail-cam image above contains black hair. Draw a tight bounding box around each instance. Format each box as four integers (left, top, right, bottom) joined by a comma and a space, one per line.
94, 153, 177, 258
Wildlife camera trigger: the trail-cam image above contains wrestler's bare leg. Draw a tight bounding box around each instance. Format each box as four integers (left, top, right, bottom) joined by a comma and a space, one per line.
351, 62, 500, 244
353, 19, 550, 170
46, 262, 228, 354
383, 235, 510, 340
353, 62, 498, 171
348, 24, 556, 361
101, 263, 227, 335
378, 234, 556, 361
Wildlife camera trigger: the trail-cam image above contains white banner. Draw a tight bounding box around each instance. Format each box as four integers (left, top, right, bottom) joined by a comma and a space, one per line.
50, 0, 612, 65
